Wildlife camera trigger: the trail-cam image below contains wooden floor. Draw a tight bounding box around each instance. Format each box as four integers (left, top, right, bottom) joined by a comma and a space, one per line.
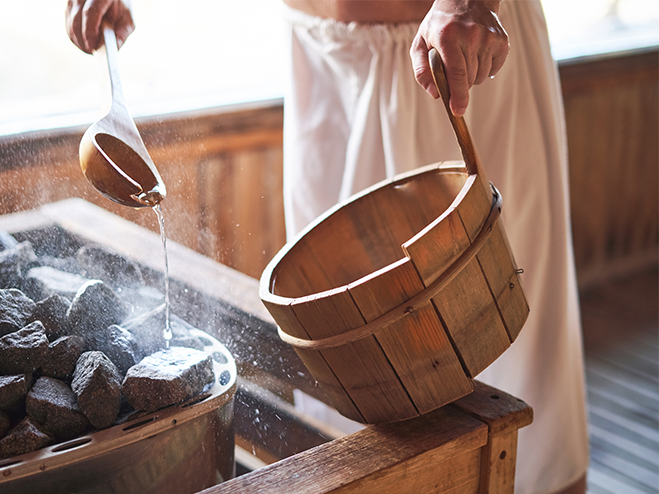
580, 268, 659, 494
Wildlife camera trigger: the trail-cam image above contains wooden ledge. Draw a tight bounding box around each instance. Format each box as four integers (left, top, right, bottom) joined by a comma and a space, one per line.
204, 405, 488, 494
450, 380, 534, 436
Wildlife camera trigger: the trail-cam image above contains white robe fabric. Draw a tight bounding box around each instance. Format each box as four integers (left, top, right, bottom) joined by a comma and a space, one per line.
282, 2, 590, 493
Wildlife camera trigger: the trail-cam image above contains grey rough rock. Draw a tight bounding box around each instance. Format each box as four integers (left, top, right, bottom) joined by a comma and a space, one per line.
122, 347, 215, 413
36, 255, 84, 276
41, 335, 84, 380
120, 304, 167, 356
0, 288, 36, 338
0, 242, 38, 290
0, 410, 9, 438
29, 294, 71, 340
26, 377, 90, 441
66, 280, 128, 350
0, 374, 31, 416
0, 230, 18, 252
0, 417, 52, 460
121, 307, 198, 356
76, 245, 143, 288
71, 351, 122, 429
98, 325, 140, 376
116, 285, 165, 319
0, 321, 49, 375
23, 266, 90, 302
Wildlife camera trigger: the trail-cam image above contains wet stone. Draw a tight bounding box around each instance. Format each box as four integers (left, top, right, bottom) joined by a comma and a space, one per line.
121, 307, 200, 356
26, 377, 90, 441
122, 347, 215, 413
0, 417, 52, 460
0, 230, 18, 252
29, 294, 72, 341
0, 288, 36, 338
23, 266, 91, 303
0, 242, 39, 290
67, 280, 128, 350
0, 321, 49, 375
0, 374, 31, 417
71, 351, 122, 429
120, 304, 167, 356
116, 285, 165, 319
99, 325, 140, 376
41, 335, 84, 380
76, 245, 144, 288
36, 255, 84, 276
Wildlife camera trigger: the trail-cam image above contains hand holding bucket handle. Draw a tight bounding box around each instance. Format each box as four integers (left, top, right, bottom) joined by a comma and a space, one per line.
429, 48, 489, 186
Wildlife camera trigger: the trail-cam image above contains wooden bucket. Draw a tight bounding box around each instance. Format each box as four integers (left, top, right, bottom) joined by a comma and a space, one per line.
259, 50, 529, 424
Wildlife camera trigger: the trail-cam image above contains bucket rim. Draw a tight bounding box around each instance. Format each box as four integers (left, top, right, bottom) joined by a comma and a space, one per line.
259, 161, 474, 307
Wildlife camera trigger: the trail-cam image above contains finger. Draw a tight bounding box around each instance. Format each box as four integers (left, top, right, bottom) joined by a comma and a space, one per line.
82, 0, 114, 52
65, 0, 89, 53
439, 45, 470, 116
473, 52, 493, 86
489, 44, 508, 77
410, 35, 439, 99
112, 8, 135, 49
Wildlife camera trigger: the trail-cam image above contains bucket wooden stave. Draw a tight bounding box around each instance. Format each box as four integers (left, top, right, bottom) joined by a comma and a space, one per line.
259, 50, 529, 424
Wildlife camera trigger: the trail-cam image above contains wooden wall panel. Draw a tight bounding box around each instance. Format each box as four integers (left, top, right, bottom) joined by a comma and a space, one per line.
559, 49, 659, 289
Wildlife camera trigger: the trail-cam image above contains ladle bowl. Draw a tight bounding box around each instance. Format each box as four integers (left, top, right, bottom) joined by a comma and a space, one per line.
79, 24, 166, 208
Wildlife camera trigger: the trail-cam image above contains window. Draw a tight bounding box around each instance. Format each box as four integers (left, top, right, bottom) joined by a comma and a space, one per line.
1, 0, 657, 136
1, 0, 288, 135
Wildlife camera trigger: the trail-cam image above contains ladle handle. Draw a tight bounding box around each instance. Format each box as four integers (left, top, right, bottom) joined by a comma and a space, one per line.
96, 22, 130, 118
429, 48, 487, 181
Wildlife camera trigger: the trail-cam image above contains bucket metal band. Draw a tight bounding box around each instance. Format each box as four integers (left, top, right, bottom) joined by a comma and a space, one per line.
278, 184, 504, 351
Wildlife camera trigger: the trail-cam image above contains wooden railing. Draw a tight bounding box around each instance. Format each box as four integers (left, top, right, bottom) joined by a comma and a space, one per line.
0, 48, 657, 289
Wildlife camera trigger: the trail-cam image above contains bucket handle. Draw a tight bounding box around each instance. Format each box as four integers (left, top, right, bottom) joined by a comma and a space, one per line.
429, 48, 488, 183
278, 185, 502, 351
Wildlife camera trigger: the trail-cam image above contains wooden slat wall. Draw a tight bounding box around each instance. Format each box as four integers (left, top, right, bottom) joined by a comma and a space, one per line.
0, 48, 656, 286
559, 49, 659, 290
0, 102, 286, 280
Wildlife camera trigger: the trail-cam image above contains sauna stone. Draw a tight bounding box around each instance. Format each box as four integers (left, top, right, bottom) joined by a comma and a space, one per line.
67, 280, 129, 350
71, 351, 122, 429
37, 255, 85, 276
0, 417, 52, 460
115, 285, 165, 319
99, 325, 140, 376
41, 335, 84, 380
0, 288, 36, 338
0, 230, 18, 251
24, 265, 90, 302
76, 245, 144, 288
29, 294, 71, 340
169, 314, 206, 350
0, 374, 31, 417
0, 321, 49, 375
120, 304, 167, 356
26, 377, 89, 441
122, 347, 215, 413
0, 242, 38, 290
121, 306, 203, 356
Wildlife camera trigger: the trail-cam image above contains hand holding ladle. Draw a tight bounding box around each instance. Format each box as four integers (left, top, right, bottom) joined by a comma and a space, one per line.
79, 23, 166, 208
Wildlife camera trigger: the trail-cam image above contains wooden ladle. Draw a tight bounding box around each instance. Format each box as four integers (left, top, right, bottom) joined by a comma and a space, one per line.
79, 24, 166, 208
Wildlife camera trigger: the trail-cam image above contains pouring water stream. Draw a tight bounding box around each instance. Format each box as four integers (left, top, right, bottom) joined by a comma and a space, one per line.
80, 23, 172, 348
